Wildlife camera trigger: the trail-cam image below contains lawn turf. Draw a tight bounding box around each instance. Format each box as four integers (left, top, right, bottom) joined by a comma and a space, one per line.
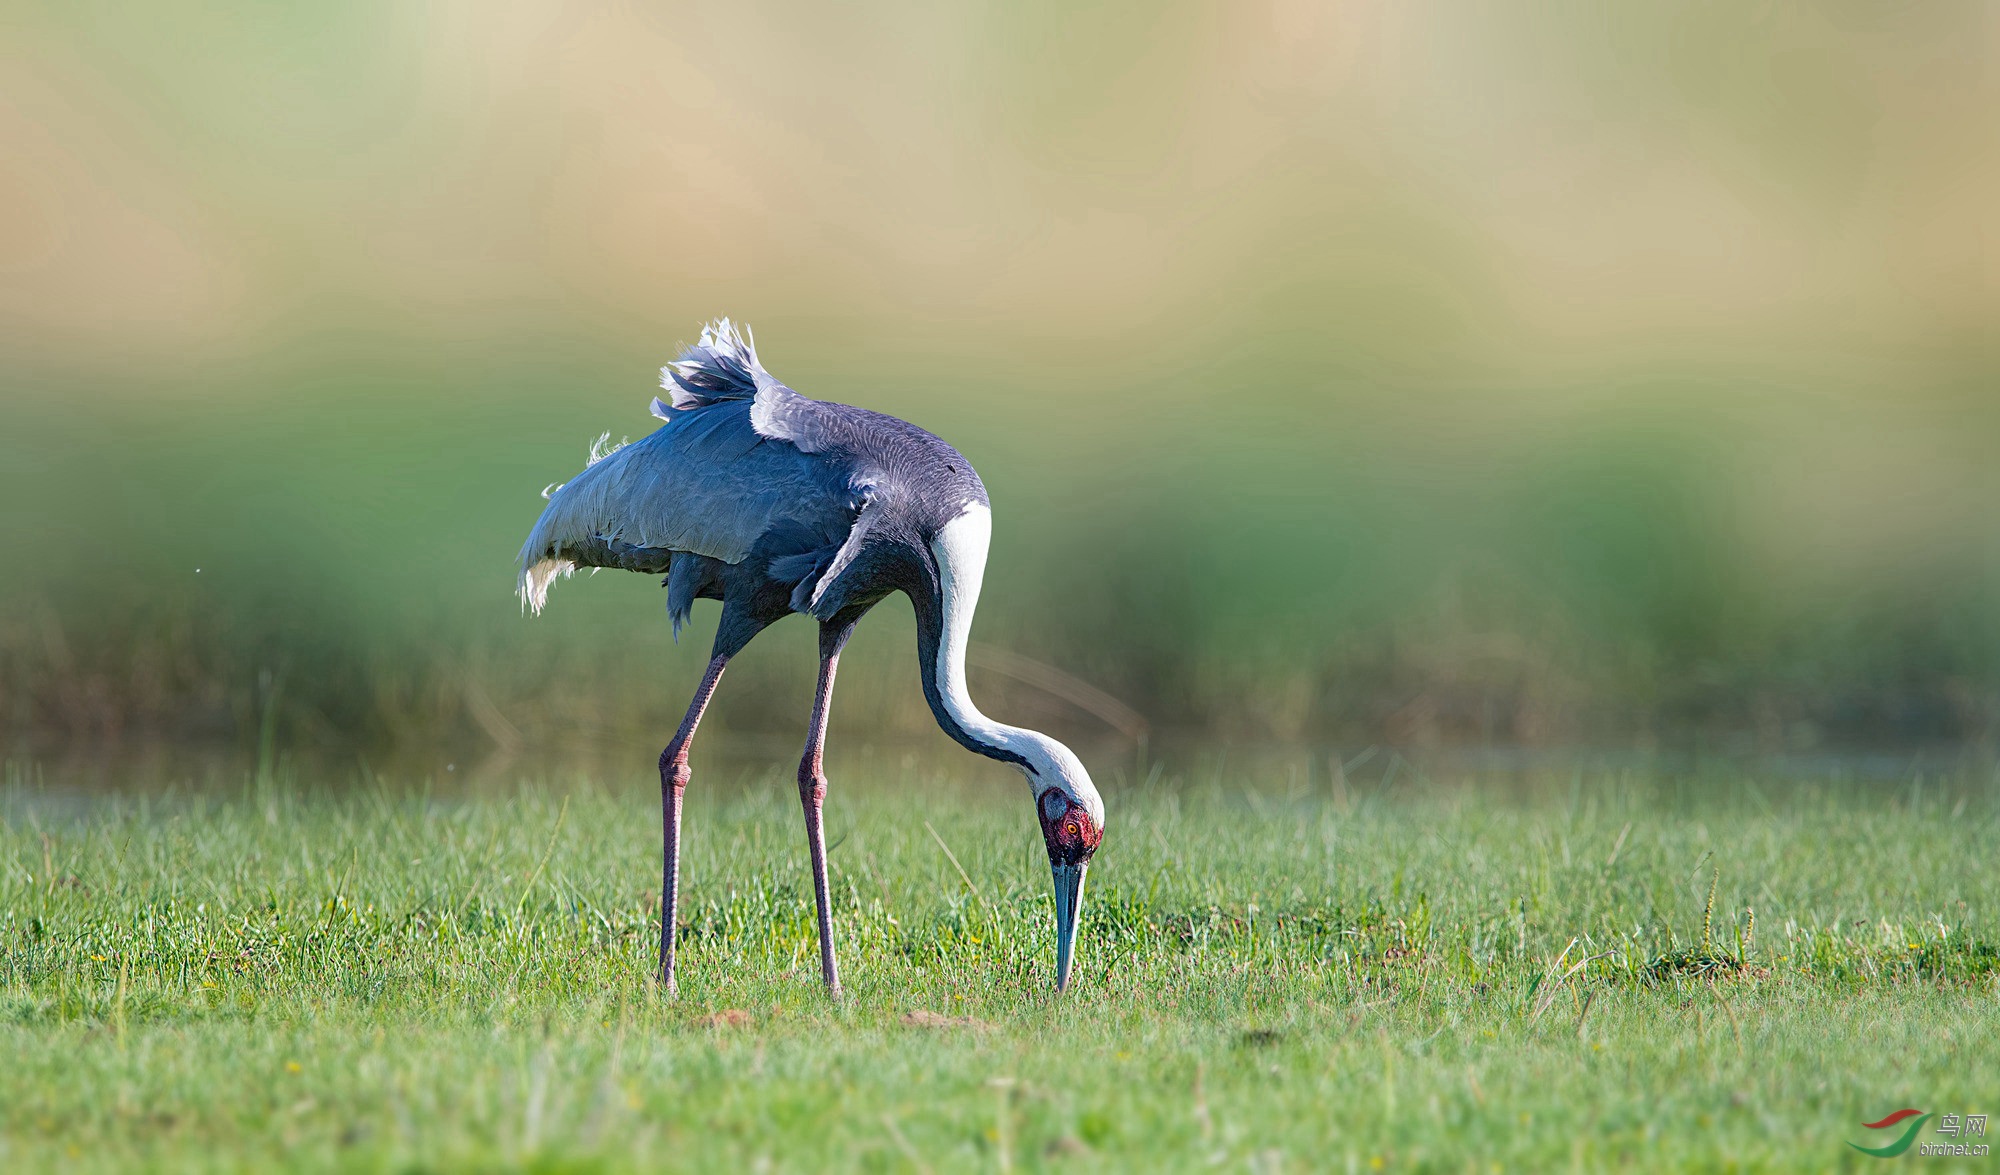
2, 766, 1996, 1172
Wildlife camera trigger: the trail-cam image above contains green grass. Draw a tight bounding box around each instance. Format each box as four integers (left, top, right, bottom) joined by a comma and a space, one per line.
2, 765, 1996, 1172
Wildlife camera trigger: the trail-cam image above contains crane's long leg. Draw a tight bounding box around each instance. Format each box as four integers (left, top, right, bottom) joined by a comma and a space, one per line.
658, 653, 728, 995
797, 643, 843, 997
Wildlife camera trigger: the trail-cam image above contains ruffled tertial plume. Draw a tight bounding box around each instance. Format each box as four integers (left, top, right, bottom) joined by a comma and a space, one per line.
652, 318, 783, 418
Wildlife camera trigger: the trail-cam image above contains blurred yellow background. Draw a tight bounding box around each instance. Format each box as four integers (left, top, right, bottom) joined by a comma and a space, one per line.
2, 2, 1993, 774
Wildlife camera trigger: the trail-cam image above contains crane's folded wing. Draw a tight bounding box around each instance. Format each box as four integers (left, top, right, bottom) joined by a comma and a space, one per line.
517, 400, 858, 612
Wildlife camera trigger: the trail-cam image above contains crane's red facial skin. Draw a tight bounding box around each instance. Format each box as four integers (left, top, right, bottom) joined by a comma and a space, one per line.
1037, 789, 1102, 867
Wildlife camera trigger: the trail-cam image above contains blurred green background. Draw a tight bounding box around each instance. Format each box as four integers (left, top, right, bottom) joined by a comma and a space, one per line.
2, 1, 1994, 778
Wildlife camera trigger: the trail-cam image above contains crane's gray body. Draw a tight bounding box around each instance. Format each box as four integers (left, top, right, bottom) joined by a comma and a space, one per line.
518, 322, 988, 662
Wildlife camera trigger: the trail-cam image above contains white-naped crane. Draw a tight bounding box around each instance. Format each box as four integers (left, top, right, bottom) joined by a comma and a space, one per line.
518, 321, 1105, 997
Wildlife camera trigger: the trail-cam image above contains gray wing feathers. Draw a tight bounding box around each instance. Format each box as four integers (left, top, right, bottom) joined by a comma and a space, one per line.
749, 385, 846, 454
519, 319, 937, 616
800, 495, 880, 617
517, 402, 843, 613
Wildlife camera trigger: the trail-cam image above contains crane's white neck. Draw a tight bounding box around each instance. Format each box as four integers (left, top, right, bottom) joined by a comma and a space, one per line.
930, 503, 1008, 745
929, 503, 1103, 825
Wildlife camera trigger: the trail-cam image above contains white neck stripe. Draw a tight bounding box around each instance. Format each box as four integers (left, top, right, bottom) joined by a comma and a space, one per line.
931, 503, 1015, 753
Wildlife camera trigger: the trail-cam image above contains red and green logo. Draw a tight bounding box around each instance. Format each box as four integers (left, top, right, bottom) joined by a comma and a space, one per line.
1850, 1109, 1931, 1158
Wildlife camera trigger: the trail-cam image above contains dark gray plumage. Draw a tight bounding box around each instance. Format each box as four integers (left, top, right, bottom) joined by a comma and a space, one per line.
518, 320, 1105, 997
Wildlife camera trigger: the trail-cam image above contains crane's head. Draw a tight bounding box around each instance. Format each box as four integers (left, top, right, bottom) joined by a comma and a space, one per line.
1018, 735, 1104, 993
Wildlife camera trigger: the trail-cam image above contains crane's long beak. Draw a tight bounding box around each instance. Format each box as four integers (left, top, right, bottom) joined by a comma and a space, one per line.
1051, 861, 1088, 992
